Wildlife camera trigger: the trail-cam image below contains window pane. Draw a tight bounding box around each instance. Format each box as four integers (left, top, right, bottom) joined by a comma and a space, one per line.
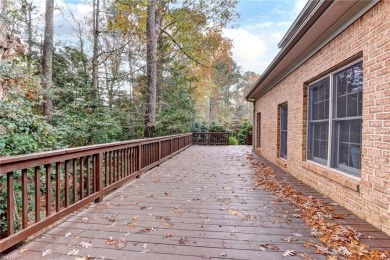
333, 119, 362, 174
334, 62, 363, 119
350, 120, 361, 144
280, 104, 287, 159
309, 78, 329, 121
347, 92, 358, 117
308, 122, 328, 164
337, 95, 347, 118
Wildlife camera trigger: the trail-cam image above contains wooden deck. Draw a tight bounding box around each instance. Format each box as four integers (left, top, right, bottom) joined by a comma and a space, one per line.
7, 146, 390, 259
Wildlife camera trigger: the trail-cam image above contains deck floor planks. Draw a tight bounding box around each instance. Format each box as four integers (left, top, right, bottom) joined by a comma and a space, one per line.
6, 146, 390, 259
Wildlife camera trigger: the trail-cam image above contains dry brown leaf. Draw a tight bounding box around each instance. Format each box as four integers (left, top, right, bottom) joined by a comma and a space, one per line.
162, 222, 174, 227
156, 216, 171, 221
259, 244, 279, 251
136, 227, 152, 234
164, 233, 175, 238
178, 236, 188, 244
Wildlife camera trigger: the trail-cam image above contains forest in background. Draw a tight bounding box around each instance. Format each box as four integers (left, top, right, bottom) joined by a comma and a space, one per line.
0, 0, 259, 156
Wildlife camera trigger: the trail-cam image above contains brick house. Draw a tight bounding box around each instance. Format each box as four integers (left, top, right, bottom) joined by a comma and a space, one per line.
246, 0, 390, 235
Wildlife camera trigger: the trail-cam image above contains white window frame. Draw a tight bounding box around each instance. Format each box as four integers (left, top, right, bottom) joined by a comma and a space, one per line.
306, 59, 363, 178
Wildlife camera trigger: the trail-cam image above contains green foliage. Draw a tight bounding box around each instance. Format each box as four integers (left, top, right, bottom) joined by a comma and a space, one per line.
229, 136, 238, 145
155, 66, 196, 136
236, 121, 252, 145
0, 92, 61, 157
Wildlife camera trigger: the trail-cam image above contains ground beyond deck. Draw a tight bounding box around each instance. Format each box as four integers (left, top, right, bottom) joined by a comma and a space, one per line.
8, 146, 390, 259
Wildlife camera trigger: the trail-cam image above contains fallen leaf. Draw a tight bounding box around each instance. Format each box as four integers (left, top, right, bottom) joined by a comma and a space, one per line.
42, 249, 53, 257
131, 215, 140, 221
162, 222, 174, 227
293, 233, 303, 237
283, 250, 297, 256
75, 256, 95, 260
116, 238, 127, 249
298, 253, 312, 260
164, 233, 175, 238
19, 248, 28, 254
140, 243, 149, 253
128, 223, 137, 229
106, 237, 115, 246
178, 236, 188, 245
282, 236, 297, 243
65, 232, 72, 237
229, 208, 239, 216
82, 217, 89, 223
259, 244, 279, 251
80, 241, 93, 248
67, 248, 79, 256
136, 227, 152, 234
156, 216, 171, 221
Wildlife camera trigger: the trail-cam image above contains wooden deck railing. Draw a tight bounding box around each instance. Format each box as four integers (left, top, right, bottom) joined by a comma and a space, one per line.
192, 132, 230, 145
0, 133, 192, 252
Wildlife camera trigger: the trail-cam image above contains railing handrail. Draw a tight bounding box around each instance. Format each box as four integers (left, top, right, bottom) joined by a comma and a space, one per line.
0, 133, 193, 252
192, 132, 229, 134
0, 133, 191, 174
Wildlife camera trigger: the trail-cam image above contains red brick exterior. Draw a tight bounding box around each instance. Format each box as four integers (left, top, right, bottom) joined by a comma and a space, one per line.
254, 1, 390, 235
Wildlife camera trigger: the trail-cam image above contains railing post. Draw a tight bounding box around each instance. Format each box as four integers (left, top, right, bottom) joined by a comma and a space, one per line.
137, 145, 142, 178
94, 153, 103, 203
7, 172, 15, 236
158, 141, 162, 163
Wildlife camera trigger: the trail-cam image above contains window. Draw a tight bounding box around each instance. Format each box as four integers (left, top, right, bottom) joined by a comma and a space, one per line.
307, 61, 362, 177
256, 112, 261, 147
279, 103, 288, 159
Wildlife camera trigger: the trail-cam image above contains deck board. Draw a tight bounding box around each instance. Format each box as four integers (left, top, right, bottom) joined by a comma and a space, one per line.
6, 146, 390, 259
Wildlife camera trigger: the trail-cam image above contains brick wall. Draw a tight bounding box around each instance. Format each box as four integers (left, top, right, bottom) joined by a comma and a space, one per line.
254, 0, 390, 235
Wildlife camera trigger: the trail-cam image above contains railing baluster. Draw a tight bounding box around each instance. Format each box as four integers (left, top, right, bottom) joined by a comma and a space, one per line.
56, 162, 61, 212
126, 148, 130, 176
64, 160, 69, 207
93, 155, 97, 193
73, 159, 77, 203
108, 151, 112, 184
34, 166, 40, 222
86, 157, 90, 196
104, 152, 108, 187
22, 169, 28, 229
138, 145, 142, 172
95, 153, 103, 203
116, 150, 119, 181
7, 172, 15, 236
80, 158, 84, 200
46, 164, 51, 217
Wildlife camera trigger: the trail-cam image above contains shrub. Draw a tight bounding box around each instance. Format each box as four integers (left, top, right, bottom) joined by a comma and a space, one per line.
229, 136, 238, 145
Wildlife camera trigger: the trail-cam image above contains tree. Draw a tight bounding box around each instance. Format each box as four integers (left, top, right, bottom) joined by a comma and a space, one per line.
144, 0, 157, 138
92, 0, 100, 100
42, 0, 54, 123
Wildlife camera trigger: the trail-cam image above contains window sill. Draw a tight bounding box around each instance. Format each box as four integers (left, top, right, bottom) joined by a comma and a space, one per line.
302, 160, 360, 192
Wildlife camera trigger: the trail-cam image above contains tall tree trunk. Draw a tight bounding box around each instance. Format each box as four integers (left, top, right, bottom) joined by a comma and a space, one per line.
92, 0, 100, 100
42, 0, 54, 123
144, 0, 157, 138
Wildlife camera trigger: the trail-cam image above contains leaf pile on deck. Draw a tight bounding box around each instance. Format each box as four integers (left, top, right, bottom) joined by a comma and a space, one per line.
249, 156, 390, 260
